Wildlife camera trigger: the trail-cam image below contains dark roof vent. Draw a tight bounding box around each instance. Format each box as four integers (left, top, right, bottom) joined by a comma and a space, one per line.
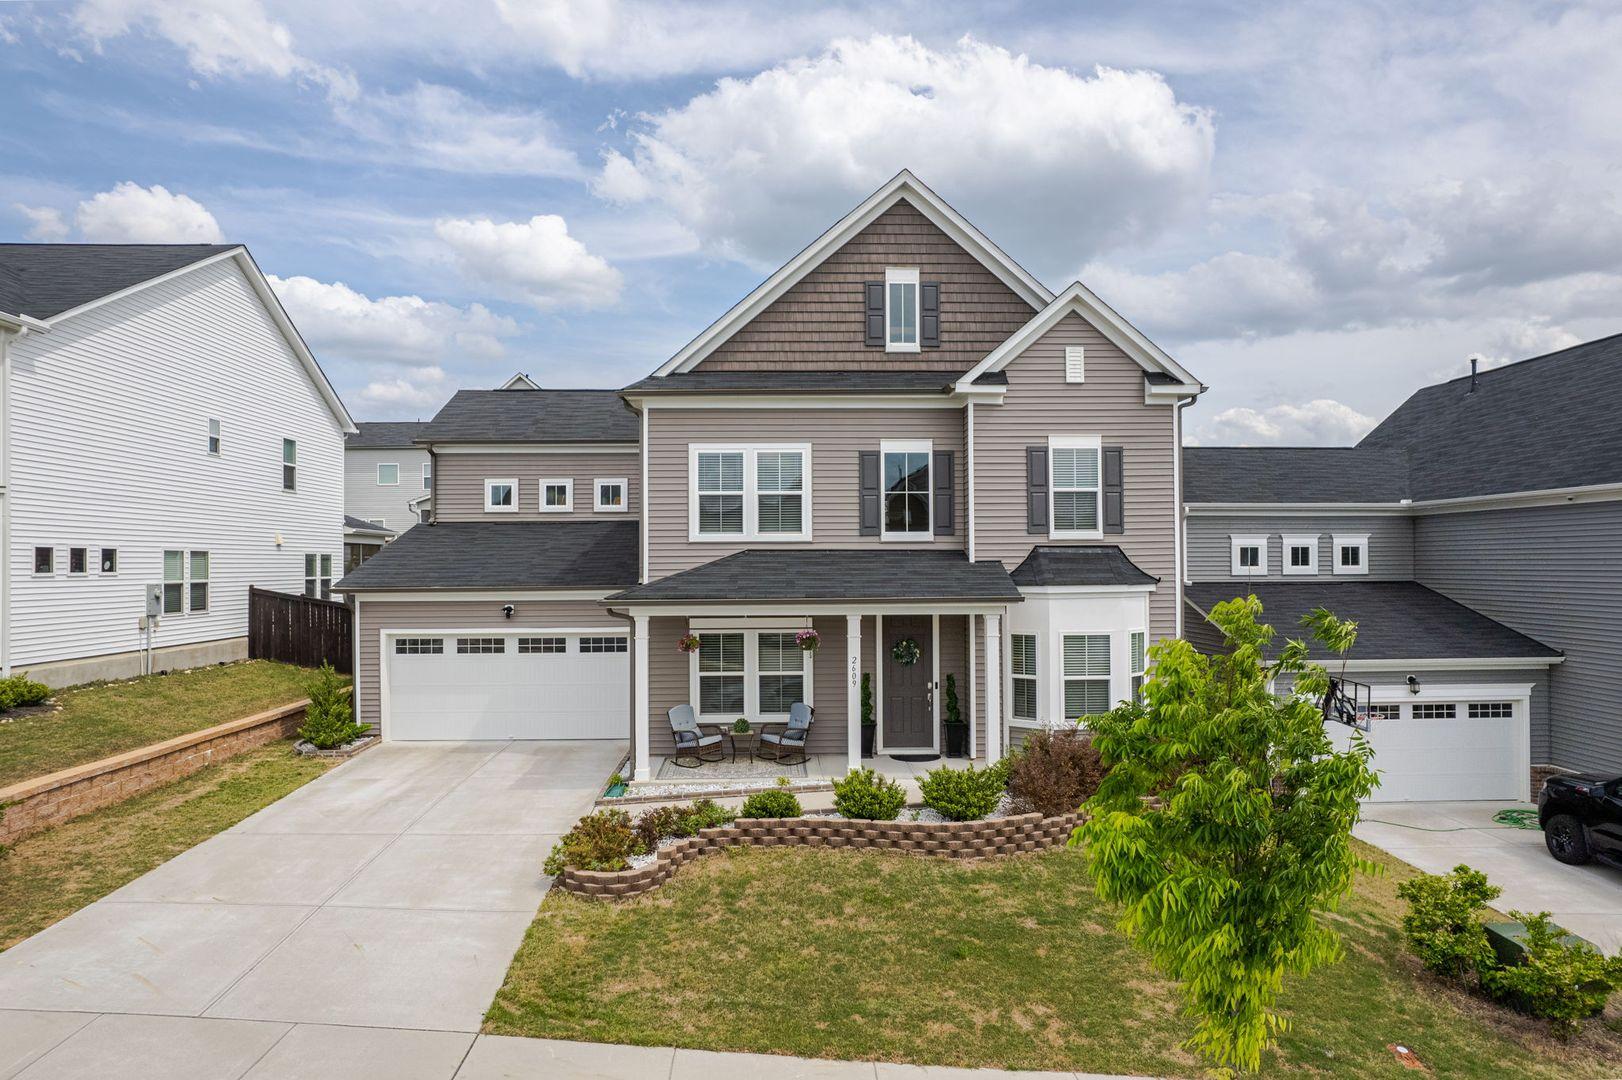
1468, 354, 1482, 393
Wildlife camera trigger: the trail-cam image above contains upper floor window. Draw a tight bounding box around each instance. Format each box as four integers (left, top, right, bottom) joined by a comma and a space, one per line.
1231, 535, 1268, 576
1282, 534, 1319, 575
594, 478, 627, 513
881, 441, 931, 540
541, 479, 573, 512
282, 439, 297, 491
690, 445, 810, 541
1050, 436, 1101, 539
207, 418, 221, 456
377, 463, 399, 486
1334, 534, 1369, 576
485, 479, 517, 513
422, 461, 432, 489
885, 267, 919, 352
305, 553, 332, 599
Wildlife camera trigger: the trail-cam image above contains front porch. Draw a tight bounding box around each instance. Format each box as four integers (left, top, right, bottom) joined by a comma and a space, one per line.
636, 750, 993, 792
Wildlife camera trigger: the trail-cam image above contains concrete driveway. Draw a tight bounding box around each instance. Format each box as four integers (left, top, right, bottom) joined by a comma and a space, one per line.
0, 739, 624, 1077
1355, 801, 1622, 955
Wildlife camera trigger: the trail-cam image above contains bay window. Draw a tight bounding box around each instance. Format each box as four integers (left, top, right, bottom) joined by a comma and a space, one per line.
1011, 634, 1037, 721
1130, 631, 1147, 703
1062, 634, 1111, 720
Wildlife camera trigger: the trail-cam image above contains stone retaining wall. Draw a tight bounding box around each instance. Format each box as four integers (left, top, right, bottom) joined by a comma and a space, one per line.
559, 811, 1083, 900
0, 699, 313, 845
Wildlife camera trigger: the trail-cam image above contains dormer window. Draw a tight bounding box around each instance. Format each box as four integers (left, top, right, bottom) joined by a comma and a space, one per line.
885, 268, 919, 352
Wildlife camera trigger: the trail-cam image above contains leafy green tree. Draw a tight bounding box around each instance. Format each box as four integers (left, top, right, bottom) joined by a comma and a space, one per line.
1077, 596, 1379, 1073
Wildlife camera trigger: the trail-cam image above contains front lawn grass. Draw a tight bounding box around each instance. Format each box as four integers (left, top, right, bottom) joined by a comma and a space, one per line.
0, 741, 334, 950
486, 841, 1622, 1078
0, 660, 338, 788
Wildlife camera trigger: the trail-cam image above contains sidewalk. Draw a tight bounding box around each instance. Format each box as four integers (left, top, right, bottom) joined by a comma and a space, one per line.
0, 1014, 1160, 1080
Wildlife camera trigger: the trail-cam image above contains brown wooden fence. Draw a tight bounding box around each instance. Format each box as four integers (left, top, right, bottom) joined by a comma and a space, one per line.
248, 586, 353, 673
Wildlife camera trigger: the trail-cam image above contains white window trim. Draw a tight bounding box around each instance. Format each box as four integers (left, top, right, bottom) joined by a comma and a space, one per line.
540, 478, 574, 513
1281, 533, 1319, 576
99, 547, 118, 576
484, 478, 518, 514
594, 477, 629, 513
1049, 434, 1103, 541
688, 629, 814, 723
66, 546, 88, 576
1064, 345, 1085, 384
421, 461, 433, 489
377, 462, 400, 486
880, 439, 934, 542
282, 438, 297, 492
1060, 631, 1113, 723
187, 550, 210, 613
1129, 629, 1147, 703
32, 547, 55, 577
162, 549, 184, 614
1011, 633, 1038, 722
884, 267, 920, 353
687, 443, 812, 542
1333, 533, 1370, 576
207, 418, 222, 456
1230, 534, 1269, 576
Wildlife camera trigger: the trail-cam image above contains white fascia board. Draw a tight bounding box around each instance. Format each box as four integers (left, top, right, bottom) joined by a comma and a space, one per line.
1339, 656, 1564, 671
350, 589, 618, 602
1407, 481, 1622, 515
620, 393, 978, 411
41, 247, 358, 434
1184, 502, 1413, 515
956, 280, 1202, 391
429, 442, 640, 454
652, 170, 1053, 377
605, 600, 1019, 618
1017, 584, 1158, 596
0, 311, 50, 333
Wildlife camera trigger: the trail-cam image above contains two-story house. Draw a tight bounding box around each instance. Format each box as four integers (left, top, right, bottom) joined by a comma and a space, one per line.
0, 244, 354, 686
1183, 338, 1622, 801
343, 421, 431, 572
337, 172, 1203, 780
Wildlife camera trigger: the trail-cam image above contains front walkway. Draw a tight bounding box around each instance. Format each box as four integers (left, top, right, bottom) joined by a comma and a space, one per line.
1355, 801, 1622, 954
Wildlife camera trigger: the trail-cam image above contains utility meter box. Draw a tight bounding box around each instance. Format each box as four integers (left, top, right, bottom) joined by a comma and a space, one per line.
146, 583, 165, 620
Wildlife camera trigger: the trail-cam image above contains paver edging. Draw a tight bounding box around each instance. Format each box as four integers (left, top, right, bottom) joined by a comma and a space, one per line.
558, 810, 1084, 900
0, 693, 343, 844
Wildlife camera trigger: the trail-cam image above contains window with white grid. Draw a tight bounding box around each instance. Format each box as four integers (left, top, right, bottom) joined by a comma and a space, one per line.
456, 637, 506, 654
394, 638, 443, 655
1050, 440, 1101, 536
696, 452, 745, 535
698, 633, 745, 715
1411, 703, 1456, 719
1368, 704, 1401, 720
518, 637, 566, 654
1011, 634, 1037, 721
1130, 631, 1146, 703
579, 636, 628, 654
1062, 634, 1111, 719
756, 633, 805, 715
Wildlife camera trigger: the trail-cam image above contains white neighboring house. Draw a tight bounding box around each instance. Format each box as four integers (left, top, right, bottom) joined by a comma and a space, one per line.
344, 421, 432, 555
0, 244, 355, 686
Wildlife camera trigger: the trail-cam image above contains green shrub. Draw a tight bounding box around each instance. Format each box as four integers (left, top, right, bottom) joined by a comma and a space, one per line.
1396, 864, 1501, 980
1006, 727, 1106, 816
832, 767, 906, 820
741, 785, 802, 818
1481, 911, 1622, 1038
543, 809, 644, 875
982, 750, 1015, 791
296, 663, 363, 749
919, 763, 1003, 821
0, 673, 50, 711
633, 798, 738, 851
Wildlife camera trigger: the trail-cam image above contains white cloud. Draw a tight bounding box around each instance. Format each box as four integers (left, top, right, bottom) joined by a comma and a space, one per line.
267, 274, 519, 365
331, 84, 581, 178
73, 182, 224, 243
13, 204, 69, 241
1083, 252, 1317, 342
433, 214, 621, 310
595, 34, 1215, 269
354, 366, 450, 413
72, 0, 353, 96
1190, 399, 1376, 447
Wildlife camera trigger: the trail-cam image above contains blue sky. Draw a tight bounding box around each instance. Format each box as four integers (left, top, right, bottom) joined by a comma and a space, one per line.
4, 1, 1619, 443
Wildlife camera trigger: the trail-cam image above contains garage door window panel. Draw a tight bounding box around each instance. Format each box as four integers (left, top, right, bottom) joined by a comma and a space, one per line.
457, 637, 506, 654
580, 636, 628, 653
395, 638, 444, 654
1468, 702, 1514, 719
1411, 703, 1456, 719
519, 637, 567, 654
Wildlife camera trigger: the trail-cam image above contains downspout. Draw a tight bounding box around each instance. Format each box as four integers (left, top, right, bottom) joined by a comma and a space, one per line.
966, 402, 975, 562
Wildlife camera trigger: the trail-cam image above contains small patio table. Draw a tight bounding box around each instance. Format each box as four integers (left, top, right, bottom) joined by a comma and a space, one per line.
725, 729, 759, 763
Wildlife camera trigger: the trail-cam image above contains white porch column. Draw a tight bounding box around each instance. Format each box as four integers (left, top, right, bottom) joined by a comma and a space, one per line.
633, 613, 651, 781
845, 614, 862, 773
984, 613, 1003, 764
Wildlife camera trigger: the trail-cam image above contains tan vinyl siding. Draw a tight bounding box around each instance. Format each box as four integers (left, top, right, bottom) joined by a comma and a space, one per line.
434, 451, 639, 521
646, 408, 966, 578
1416, 501, 1622, 773
355, 598, 624, 731
974, 312, 1179, 640
696, 200, 1036, 372
1185, 514, 1415, 581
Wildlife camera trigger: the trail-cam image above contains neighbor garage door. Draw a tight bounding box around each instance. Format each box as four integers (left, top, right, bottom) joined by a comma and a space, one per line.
1329, 698, 1526, 802
383, 631, 628, 740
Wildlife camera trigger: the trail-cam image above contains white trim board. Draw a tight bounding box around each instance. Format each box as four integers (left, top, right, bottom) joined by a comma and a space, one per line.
430, 442, 640, 455
653, 171, 1052, 376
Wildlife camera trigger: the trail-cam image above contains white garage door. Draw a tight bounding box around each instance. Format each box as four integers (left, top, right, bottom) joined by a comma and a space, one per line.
1329, 699, 1525, 802
384, 632, 628, 741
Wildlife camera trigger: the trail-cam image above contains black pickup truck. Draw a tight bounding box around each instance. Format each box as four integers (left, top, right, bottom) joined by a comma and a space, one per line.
1539, 773, 1622, 867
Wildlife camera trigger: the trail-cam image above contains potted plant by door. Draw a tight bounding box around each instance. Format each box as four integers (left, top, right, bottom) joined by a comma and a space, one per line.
860, 672, 876, 757
942, 673, 968, 757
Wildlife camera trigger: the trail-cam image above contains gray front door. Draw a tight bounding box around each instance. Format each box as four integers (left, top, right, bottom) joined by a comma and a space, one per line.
882, 616, 933, 749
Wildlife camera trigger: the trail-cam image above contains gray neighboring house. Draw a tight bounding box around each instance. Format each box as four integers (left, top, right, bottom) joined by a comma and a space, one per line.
344, 421, 432, 548
1183, 333, 1622, 801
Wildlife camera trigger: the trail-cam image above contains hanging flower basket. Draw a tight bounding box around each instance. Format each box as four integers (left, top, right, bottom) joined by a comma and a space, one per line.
891, 637, 922, 666
795, 628, 821, 652
676, 633, 701, 654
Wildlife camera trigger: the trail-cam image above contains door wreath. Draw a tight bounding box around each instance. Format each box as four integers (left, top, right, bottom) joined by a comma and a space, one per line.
891, 638, 922, 666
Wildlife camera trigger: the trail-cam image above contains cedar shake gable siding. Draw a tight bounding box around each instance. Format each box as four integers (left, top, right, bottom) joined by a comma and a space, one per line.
974, 311, 1179, 640
695, 200, 1037, 372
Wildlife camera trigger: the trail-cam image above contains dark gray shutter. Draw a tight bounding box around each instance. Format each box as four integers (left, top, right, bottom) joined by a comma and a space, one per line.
858, 450, 881, 535
1026, 446, 1049, 534
864, 283, 885, 347
920, 282, 941, 348
1103, 446, 1124, 534
932, 450, 954, 535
